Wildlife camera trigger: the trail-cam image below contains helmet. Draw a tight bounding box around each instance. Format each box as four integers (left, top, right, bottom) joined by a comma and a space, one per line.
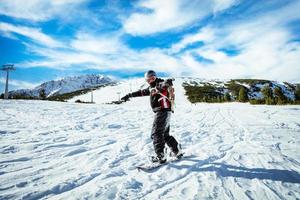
144, 70, 157, 79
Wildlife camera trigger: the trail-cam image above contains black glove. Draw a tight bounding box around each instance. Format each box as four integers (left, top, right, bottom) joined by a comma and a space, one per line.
121, 94, 130, 102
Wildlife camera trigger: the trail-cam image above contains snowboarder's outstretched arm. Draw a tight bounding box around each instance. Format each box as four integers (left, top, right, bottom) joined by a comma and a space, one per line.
121, 88, 150, 102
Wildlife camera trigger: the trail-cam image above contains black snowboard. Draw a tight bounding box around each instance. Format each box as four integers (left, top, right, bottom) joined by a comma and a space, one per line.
136, 153, 185, 172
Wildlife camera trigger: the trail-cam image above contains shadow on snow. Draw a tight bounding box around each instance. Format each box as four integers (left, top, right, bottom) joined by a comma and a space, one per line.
168, 157, 300, 184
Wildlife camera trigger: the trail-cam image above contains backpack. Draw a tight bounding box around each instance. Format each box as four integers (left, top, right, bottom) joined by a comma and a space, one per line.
157, 78, 175, 113
167, 78, 175, 113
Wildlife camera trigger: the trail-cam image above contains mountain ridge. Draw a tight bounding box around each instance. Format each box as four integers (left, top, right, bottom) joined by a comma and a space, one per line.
2, 74, 115, 100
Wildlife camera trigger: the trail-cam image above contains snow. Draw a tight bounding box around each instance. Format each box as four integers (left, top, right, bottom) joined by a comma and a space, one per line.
1, 78, 300, 199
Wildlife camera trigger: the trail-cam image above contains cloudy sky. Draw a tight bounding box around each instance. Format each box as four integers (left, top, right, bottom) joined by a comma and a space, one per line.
0, 0, 300, 91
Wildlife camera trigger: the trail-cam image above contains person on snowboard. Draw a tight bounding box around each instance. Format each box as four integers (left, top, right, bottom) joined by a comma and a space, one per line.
121, 70, 182, 164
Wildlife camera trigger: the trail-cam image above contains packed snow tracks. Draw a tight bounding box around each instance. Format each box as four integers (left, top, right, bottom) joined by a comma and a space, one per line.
0, 99, 299, 199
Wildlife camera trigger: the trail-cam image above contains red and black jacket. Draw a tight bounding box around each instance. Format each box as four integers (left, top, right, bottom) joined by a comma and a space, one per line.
129, 78, 172, 112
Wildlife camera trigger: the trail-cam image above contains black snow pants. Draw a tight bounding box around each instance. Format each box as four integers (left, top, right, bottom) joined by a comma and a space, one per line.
151, 110, 179, 156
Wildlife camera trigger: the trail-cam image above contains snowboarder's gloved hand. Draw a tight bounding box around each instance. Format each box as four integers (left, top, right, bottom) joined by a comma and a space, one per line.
121, 94, 130, 102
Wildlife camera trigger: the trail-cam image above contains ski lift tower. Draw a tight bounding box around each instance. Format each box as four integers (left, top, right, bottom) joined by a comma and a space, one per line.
91, 88, 94, 103
117, 92, 121, 101
1, 64, 15, 99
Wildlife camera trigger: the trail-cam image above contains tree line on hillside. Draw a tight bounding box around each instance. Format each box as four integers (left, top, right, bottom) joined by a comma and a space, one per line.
183, 81, 300, 105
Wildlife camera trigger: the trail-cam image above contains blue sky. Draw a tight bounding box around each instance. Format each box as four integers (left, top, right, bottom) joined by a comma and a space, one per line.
0, 0, 300, 91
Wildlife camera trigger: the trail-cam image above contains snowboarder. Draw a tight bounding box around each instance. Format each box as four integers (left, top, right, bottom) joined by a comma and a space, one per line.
121, 70, 182, 164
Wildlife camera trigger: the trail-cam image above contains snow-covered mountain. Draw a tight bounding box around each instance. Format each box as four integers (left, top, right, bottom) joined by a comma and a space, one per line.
7, 74, 115, 99
0, 77, 299, 199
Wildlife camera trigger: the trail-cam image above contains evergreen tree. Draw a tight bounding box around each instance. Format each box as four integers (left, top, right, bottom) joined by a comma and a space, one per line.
265, 97, 275, 105
261, 85, 272, 98
261, 86, 274, 105
224, 92, 231, 102
221, 95, 225, 102
274, 87, 287, 105
39, 89, 46, 100
238, 87, 248, 102
295, 84, 300, 101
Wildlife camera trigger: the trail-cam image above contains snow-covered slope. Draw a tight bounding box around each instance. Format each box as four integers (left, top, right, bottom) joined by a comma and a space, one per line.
68, 77, 196, 106
69, 78, 146, 104
0, 78, 300, 199
8, 74, 114, 98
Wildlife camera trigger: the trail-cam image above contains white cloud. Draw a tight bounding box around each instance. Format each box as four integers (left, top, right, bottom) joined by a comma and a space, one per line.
212, 0, 239, 13
123, 0, 238, 35
170, 27, 215, 53
0, 22, 62, 47
0, 0, 88, 22
171, 3, 300, 82
0, 77, 39, 89
70, 32, 124, 54
21, 48, 102, 69
18, 33, 184, 77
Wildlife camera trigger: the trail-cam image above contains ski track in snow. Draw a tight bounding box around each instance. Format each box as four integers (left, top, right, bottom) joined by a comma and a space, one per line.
0, 78, 300, 200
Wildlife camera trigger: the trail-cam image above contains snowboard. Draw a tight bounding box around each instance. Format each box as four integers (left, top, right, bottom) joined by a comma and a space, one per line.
136, 153, 185, 172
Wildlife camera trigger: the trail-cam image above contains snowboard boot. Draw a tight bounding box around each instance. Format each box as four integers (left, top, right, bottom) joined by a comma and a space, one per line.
170, 144, 183, 159
151, 152, 167, 164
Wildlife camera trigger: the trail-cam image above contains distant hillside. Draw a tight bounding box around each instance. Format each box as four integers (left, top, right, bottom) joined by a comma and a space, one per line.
2, 76, 300, 105
182, 78, 300, 105
1, 74, 116, 101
